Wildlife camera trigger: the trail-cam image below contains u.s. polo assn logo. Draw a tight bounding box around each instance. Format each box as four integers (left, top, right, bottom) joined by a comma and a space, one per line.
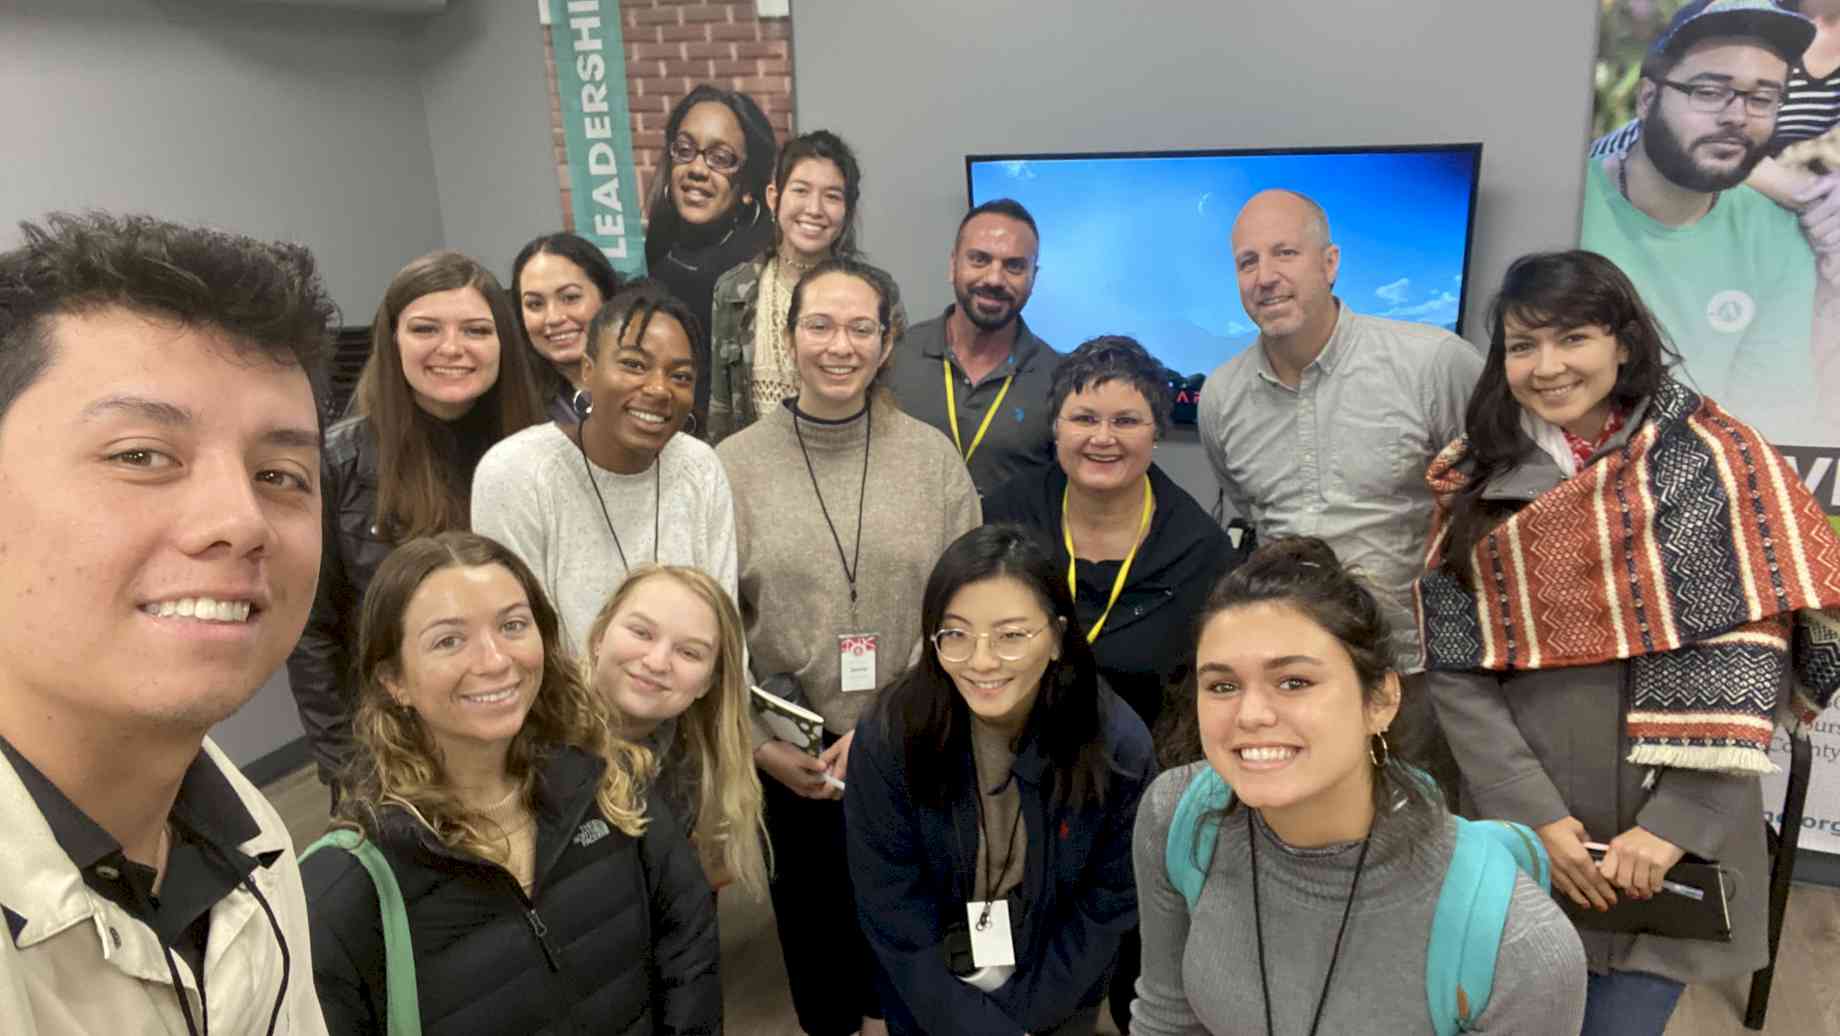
574, 818, 611, 848
1705, 290, 1756, 334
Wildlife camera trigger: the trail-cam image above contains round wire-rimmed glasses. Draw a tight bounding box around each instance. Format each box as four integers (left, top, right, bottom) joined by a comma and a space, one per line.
931, 625, 1051, 663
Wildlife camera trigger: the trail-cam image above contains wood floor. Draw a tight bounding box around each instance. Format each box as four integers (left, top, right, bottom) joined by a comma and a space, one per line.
262, 766, 1839, 1034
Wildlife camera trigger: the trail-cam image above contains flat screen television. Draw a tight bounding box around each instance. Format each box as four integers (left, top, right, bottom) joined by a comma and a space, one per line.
965, 144, 1483, 422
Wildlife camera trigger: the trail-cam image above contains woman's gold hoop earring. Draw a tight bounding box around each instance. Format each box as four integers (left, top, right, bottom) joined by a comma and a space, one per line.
1368, 730, 1390, 770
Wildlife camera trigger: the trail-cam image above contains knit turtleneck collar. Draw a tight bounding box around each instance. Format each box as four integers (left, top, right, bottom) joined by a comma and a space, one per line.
1246, 790, 1450, 911
776, 397, 873, 451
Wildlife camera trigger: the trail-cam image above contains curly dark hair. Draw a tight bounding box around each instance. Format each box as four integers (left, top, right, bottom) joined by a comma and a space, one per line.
0, 211, 337, 425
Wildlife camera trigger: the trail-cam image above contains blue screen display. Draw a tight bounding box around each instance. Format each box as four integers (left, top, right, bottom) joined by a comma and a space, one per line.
966, 146, 1482, 384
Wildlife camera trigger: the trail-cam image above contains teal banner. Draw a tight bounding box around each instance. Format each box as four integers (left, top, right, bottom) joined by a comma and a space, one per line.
548, 0, 646, 277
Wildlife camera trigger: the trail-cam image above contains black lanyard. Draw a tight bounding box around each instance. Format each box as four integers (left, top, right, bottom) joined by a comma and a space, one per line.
790, 405, 871, 608
1248, 808, 1369, 1036
970, 745, 1024, 930
574, 415, 660, 574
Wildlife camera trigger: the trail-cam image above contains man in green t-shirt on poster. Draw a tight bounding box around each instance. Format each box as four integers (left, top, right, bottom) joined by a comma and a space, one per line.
1582, 0, 1838, 447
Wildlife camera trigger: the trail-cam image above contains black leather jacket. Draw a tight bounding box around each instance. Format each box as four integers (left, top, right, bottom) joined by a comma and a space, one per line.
287, 415, 392, 785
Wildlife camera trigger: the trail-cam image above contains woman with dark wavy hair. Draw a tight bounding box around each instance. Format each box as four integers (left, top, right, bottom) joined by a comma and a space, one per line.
509, 232, 622, 424
1420, 250, 1840, 1035
846, 524, 1154, 1036
302, 532, 719, 1034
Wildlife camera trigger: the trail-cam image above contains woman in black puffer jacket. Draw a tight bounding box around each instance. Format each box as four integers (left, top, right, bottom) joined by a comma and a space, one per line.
302, 532, 719, 1035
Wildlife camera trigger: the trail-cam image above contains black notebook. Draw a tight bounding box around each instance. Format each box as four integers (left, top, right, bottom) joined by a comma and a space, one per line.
1562, 852, 1733, 942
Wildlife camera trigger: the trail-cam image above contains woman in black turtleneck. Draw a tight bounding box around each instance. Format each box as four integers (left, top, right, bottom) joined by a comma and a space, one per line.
286, 251, 544, 795
644, 84, 776, 432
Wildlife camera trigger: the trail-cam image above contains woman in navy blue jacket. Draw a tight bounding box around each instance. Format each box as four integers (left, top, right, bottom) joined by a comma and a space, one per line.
845, 524, 1155, 1036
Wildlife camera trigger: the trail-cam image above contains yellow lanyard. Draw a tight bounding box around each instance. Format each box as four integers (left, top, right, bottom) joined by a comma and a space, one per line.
1062, 475, 1154, 642
943, 356, 1015, 463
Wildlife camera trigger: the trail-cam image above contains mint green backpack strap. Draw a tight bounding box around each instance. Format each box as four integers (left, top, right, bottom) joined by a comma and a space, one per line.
1426, 817, 1551, 1035
302, 829, 422, 1036
1163, 766, 1233, 910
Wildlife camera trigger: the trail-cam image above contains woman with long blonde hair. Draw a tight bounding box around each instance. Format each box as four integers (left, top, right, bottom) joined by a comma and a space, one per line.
302, 532, 720, 1035
587, 565, 770, 898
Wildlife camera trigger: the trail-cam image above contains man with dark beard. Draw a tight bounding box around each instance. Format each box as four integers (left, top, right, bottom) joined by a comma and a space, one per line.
1581, 0, 1833, 444
890, 198, 1064, 494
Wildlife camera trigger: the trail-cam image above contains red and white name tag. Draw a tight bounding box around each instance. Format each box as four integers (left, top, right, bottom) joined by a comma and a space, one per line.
839, 633, 878, 693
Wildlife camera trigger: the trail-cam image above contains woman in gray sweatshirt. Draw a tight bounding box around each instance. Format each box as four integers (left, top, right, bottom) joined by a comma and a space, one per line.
1131, 538, 1585, 1035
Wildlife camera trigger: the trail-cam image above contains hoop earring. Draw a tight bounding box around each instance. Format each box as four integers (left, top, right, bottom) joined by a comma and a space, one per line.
682, 411, 699, 435
571, 388, 593, 419
1368, 730, 1390, 770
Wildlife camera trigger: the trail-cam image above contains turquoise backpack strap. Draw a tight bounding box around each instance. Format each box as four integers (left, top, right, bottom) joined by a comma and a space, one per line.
302, 829, 423, 1036
1163, 766, 1233, 910
1426, 817, 1552, 1035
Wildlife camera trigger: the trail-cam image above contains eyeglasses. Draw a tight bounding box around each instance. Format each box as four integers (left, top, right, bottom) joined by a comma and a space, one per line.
796, 314, 884, 345
1057, 412, 1154, 436
1660, 79, 1784, 119
932, 625, 1051, 663
668, 135, 743, 175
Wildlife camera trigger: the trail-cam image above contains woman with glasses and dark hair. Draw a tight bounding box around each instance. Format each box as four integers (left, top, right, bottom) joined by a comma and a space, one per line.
706, 129, 908, 443
288, 250, 544, 794
983, 335, 1239, 1029
644, 85, 777, 431
509, 232, 622, 424
472, 281, 737, 655
1419, 251, 1840, 1035
716, 256, 979, 1036
844, 524, 1155, 1036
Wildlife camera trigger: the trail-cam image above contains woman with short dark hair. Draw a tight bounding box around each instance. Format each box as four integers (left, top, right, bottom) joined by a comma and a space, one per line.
472, 281, 737, 653
846, 524, 1154, 1036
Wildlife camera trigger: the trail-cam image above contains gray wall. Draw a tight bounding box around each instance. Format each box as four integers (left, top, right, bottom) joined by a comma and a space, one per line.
790, 0, 1600, 505
416, 0, 562, 279
2, 0, 561, 768
2, 0, 447, 321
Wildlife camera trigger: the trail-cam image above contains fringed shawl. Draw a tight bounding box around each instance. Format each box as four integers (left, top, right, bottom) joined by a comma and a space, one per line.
1416, 378, 1840, 775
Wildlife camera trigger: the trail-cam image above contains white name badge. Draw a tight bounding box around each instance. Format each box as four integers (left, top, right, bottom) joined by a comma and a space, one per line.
839, 633, 878, 693
965, 900, 1016, 968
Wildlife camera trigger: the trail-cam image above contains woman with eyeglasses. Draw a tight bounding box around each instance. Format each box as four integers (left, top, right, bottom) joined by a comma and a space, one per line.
716, 257, 980, 1036
288, 251, 544, 794
982, 334, 1241, 1031
706, 130, 907, 443
472, 282, 738, 655
844, 524, 1154, 1036
645, 85, 777, 433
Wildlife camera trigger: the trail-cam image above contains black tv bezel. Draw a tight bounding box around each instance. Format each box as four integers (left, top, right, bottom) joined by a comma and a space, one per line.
963, 142, 1486, 336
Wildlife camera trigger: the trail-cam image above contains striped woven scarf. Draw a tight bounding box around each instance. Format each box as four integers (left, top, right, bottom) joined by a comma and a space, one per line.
1416, 379, 1840, 775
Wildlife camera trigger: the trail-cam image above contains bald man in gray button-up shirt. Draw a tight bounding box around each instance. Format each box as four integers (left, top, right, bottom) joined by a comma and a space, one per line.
1199, 190, 1483, 792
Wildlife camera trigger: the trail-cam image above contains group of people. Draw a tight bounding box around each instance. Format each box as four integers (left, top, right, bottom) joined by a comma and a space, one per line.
4, 12, 1840, 1034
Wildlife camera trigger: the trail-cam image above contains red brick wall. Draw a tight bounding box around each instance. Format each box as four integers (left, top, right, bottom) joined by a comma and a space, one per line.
543, 1, 795, 233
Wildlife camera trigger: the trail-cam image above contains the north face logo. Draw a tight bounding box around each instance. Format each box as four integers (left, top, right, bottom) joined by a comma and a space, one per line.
574, 819, 611, 848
